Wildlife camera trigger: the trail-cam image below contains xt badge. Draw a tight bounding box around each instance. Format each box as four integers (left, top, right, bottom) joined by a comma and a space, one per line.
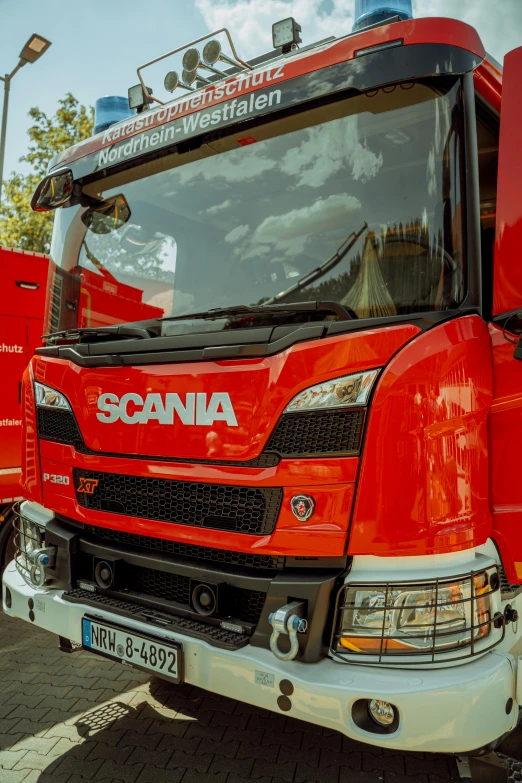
77, 477, 99, 494
290, 495, 315, 521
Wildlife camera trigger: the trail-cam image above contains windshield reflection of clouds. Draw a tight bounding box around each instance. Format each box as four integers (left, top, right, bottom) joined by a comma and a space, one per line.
68, 78, 464, 323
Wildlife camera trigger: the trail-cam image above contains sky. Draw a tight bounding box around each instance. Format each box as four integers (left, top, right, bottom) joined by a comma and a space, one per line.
1, 0, 521, 178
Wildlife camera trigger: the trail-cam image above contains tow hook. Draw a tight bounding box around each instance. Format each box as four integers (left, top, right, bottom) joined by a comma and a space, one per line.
28, 547, 57, 588
268, 601, 308, 661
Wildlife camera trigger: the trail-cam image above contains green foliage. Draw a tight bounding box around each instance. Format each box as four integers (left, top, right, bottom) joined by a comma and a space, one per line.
0, 93, 93, 253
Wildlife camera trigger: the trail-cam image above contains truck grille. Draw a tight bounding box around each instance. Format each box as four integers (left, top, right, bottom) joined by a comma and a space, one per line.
74, 469, 282, 536
266, 408, 365, 456
89, 525, 285, 570
124, 565, 265, 624
37, 408, 82, 444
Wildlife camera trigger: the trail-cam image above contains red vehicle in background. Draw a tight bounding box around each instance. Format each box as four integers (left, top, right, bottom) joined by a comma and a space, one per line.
0, 247, 48, 568
0, 247, 162, 570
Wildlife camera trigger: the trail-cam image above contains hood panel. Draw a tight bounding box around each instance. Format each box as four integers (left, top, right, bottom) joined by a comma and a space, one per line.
32, 325, 419, 461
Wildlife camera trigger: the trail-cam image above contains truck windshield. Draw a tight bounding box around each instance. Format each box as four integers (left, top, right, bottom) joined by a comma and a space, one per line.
49, 76, 465, 333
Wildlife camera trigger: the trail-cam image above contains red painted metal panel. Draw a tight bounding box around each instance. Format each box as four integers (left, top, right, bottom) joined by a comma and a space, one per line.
0, 249, 47, 503
31, 324, 419, 463
489, 322, 522, 582
493, 46, 522, 315
349, 316, 493, 556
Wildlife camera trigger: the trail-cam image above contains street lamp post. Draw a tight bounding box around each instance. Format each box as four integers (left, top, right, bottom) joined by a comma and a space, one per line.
0, 34, 52, 205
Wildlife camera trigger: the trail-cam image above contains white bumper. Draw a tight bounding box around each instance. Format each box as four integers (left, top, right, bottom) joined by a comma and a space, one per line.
2, 560, 517, 754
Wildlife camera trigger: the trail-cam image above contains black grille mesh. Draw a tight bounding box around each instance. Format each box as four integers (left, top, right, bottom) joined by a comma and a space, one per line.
266, 408, 365, 456
89, 525, 284, 570
124, 565, 265, 624
74, 469, 282, 536
37, 408, 82, 444
132, 566, 191, 605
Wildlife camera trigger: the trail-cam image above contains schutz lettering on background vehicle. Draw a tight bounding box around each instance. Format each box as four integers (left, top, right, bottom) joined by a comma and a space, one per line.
96, 391, 238, 426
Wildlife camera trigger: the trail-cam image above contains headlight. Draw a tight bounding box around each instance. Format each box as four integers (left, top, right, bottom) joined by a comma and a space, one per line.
334, 568, 499, 660
34, 382, 71, 410
18, 516, 45, 556
285, 370, 379, 413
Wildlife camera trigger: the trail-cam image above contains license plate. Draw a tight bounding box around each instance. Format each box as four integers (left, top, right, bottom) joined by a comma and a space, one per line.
82, 617, 183, 683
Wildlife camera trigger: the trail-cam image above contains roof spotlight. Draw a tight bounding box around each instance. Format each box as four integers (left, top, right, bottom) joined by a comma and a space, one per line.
128, 83, 153, 113
202, 40, 238, 70
164, 70, 194, 93
182, 46, 224, 77
182, 68, 212, 87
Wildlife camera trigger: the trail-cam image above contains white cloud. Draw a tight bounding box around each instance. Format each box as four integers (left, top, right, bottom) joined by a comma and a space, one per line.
196, 0, 522, 62
281, 115, 383, 189
207, 199, 233, 215
233, 192, 361, 259
225, 224, 250, 243
179, 146, 276, 184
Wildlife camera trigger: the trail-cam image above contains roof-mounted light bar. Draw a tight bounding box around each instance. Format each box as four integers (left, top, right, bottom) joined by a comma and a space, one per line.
135, 28, 252, 107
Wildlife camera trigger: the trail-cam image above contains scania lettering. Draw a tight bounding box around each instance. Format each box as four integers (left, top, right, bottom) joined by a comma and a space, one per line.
5, 3, 522, 778
96, 392, 238, 426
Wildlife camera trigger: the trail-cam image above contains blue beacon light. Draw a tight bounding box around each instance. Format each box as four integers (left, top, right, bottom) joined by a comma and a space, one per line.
353, 0, 413, 31
94, 96, 133, 136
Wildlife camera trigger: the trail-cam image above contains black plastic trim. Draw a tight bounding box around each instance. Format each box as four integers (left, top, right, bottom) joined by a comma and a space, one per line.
35, 312, 468, 368
63, 591, 250, 650
461, 71, 483, 315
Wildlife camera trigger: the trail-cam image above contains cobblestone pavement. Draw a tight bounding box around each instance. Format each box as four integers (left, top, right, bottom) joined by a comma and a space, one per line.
0, 611, 461, 783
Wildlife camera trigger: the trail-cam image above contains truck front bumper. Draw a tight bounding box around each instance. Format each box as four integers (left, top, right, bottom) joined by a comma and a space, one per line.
3, 560, 518, 754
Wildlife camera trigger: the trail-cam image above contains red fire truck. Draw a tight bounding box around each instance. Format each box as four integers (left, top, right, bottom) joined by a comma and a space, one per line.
4, 0, 522, 775
0, 247, 48, 569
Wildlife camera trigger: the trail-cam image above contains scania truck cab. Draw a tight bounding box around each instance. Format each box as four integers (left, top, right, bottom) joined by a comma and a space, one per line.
4, 0, 522, 771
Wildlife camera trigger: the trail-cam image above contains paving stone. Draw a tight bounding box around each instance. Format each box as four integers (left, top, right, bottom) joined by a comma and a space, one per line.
126, 745, 173, 768
52, 755, 105, 778
248, 713, 287, 732
321, 750, 362, 770
340, 772, 384, 783
237, 740, 279, 762
8, 719, 55, 736
5, 693, 47, 709
136, 767, 184, 783
184, 722, 226, 742
180, 771, 228, 783
0, 771, 53, 783
20, 773, 72, 783
208, 754, 256, 776
295, 761, 340, 783
279, 745, 321, 765
96, 760, 145, 782
0, 748, 28, 770
223, 726, 264, 745
264, 729, 304, 748
0, 704, 19, 720
251, 759, 297, 781
146, 717, 191, 738
119, 730, 162, 750
166, 749, 213, 773
305, 733, 343, 752
363, 752, 406, 775
384, 774, 429, 783
207, 711, 249, 728
156, 734, 201, 755
201, 737, 239, 757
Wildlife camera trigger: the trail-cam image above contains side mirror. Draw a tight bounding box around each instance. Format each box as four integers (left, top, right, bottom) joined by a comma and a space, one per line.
31, 168, 74, 212
81, 194, 131, 235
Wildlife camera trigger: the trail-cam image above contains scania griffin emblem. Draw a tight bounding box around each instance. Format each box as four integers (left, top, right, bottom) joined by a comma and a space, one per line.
290, 495, 315, 521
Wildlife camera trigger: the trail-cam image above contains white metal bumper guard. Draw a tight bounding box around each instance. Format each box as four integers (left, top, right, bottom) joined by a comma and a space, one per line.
2, 558, 519, 755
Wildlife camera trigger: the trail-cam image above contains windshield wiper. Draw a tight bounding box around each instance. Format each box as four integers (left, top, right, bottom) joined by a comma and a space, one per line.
160, 300, 357, 323
263, 222, 368, 305
43, 325, 153, 342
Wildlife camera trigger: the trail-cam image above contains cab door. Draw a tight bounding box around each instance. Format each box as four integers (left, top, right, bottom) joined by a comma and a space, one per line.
488, 46, 522, 583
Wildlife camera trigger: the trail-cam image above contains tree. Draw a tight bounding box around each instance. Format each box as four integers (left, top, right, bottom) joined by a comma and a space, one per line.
0, 94, 93, 253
